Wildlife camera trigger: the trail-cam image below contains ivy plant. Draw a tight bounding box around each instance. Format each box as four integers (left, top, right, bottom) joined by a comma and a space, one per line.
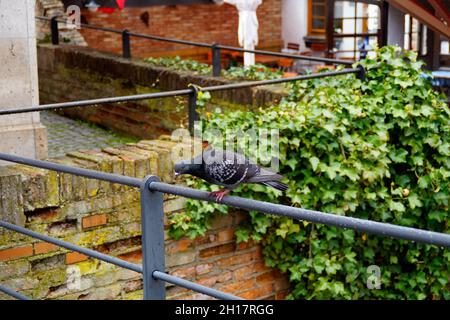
222, 64, 283, 81
169, 46, 450, 300
145, 56, 212, 75
145, 57, 283, 81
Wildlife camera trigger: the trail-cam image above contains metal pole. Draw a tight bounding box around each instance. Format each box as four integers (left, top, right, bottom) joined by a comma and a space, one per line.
141, 176, 166, 300
0, 89, 193, 116
36, 15, 354, 66
0, 152, 142, 188
51, 17, 59, 45
0, 220, 142, 273
0, 285, 31, 301
122, 29, 131, 59
356, 65, 366, 81
149, 182, 450, 248
188, 86, 200, 136
212, 44, 221, 77
153, 271, 243, 300
0, 69, 359, 116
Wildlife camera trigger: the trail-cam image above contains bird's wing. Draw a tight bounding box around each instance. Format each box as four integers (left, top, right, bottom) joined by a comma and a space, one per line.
203, 149, 258, 187
246, 166, 284, 183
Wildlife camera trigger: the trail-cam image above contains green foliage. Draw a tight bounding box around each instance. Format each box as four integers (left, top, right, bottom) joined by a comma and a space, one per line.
145, 56, 212, 75
169, 46, 450, 299
37, 34, 52, 44
197, 90, 212, 109
145, 57, 282, 80
222, 64, 283, 80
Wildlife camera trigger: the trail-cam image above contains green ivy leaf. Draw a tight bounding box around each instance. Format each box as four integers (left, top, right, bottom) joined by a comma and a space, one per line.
310, 157, 320, 171
407, 194, 423, 209
169, 46, 450, 301
389, 200, 406, 212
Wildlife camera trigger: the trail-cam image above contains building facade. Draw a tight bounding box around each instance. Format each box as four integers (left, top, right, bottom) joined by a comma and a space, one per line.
40, 0, 449, 70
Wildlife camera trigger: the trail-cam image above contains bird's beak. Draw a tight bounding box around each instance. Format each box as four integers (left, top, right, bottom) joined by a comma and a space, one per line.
174, 172, 181, 178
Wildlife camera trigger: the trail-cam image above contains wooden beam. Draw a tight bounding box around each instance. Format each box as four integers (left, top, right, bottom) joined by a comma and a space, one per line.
386, 0, 450, 38
325, 0, 335, 59
428, 0, 450, 26
379, 0, 389, 47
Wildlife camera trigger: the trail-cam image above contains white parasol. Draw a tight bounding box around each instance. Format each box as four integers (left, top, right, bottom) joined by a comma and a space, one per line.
224, 0, 263, 66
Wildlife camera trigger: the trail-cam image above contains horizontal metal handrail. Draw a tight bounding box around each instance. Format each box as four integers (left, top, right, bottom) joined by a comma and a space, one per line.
216, 45, 354, 65
204, 68, 359, 91
0, 220, 143, 274
36, 16, 122, 34
0, 90, 192, 116
1, 150, 449, 301
0, 152, 142, 187
152, 271, 243, 300
36, 16, 353, 66
0, 68, 359, 116
0, 220, 242, 300
0, 152, 244, 301
149, 182, 450, 248
1, 152, 449, 248
128, 31, 212, 48
0, 284, 31, 301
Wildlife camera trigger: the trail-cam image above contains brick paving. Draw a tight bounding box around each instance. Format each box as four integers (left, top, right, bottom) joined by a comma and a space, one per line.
41, 111, 138, 158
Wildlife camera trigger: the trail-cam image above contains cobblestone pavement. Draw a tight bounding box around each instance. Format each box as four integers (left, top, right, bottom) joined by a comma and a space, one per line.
41, 111, 138, 158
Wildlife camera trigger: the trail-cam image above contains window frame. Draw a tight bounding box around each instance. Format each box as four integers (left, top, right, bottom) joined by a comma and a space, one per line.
331, 0, 382, 60
308, 0, 327, 35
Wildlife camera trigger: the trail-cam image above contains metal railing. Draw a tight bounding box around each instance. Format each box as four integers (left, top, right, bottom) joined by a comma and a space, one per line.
0, 67, 362, 135
0, 152, 449, 301
31, 15, 363, 134
0, 153, 241, 300
0, 18, 448, 299
36, 15, 354, 79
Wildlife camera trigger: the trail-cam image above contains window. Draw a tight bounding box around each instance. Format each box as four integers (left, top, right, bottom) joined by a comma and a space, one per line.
309, 0, 326, 35
332, 0, 381, 60
404, 14, 428, 56
404, 15, 419, 51
441, 40, 449, 55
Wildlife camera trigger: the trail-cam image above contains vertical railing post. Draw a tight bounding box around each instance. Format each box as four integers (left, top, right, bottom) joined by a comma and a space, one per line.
122, 29, 131, 59
356, 64, 366, 81
212, 43, 221, 77
140, 176, 165, 300
188, 86, 200, 136
51, 17, 59, 45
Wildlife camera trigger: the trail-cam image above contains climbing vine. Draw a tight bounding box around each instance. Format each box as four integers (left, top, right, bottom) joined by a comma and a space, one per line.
169, 46, 450, 299
145, 56, 282, 80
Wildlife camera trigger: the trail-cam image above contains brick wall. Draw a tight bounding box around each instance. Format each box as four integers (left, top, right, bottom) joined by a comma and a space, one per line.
38, 44, 286, 139
78, 1, 283, 58
0, 137, 290, 300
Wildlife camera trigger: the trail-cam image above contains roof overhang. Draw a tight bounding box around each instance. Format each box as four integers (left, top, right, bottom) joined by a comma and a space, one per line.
63, 0, 213, 7
386, 0, 450, 38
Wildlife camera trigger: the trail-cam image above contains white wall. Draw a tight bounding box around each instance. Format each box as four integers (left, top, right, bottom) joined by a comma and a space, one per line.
0, 0, 47, 163
387, 5, 405, 46
282, 0, 308, 51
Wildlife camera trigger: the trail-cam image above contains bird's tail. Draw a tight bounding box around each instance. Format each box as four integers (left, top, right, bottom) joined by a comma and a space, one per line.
261, 181, 288, 192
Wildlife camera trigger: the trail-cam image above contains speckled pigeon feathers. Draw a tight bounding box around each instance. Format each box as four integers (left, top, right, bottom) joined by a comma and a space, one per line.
202, 148, 258, 188
190, 148, 288, 191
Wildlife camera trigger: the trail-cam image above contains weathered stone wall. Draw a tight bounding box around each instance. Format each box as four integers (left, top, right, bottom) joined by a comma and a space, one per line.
37, 44, 286, 139
0, 137, 290, 300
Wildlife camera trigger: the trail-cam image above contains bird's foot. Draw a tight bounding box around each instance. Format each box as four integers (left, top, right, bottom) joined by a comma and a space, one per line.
209, 189, 230, 202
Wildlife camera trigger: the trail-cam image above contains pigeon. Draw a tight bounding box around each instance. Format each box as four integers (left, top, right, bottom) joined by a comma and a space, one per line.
174, 148, 288, 202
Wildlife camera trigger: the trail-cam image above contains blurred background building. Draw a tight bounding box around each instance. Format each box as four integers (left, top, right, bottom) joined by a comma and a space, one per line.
44, 1, 447, 70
